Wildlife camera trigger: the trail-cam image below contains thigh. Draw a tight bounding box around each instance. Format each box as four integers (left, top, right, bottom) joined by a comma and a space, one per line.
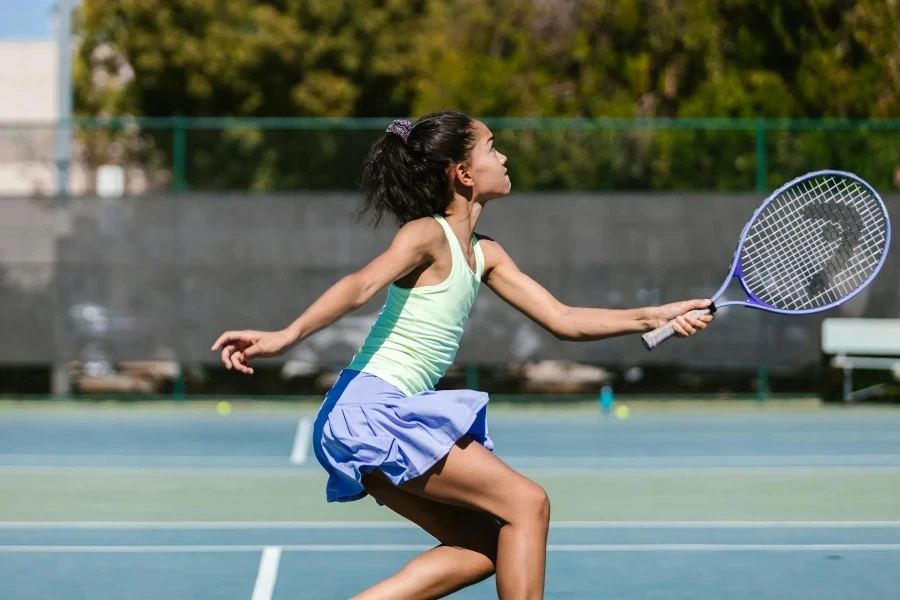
363, 470, 500, 561
398, 436, 549, 525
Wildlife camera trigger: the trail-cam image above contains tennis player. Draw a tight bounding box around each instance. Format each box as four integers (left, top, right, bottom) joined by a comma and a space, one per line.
212, 110, 713, 599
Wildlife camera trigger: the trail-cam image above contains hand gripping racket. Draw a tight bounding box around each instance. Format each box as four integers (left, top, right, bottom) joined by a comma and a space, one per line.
642, 170, 891, 350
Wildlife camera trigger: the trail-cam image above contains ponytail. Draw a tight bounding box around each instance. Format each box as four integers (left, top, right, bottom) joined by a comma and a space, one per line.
357, 110, 477, 227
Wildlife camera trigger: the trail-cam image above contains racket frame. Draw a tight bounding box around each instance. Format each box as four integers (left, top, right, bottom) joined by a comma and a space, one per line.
641, 170, 891, 351
709, 169, 891, 314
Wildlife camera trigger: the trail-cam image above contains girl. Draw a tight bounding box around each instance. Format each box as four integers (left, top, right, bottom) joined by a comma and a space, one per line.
211, 110, 713, 599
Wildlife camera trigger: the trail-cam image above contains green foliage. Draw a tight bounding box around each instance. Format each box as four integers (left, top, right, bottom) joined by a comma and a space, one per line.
74, 0, 434, 190
416, 0, 900, 190
73, 0, 900, 192
76, 0, 433, 118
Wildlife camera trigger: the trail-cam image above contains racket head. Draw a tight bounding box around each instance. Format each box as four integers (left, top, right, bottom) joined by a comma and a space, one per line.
719, 170, 891, 314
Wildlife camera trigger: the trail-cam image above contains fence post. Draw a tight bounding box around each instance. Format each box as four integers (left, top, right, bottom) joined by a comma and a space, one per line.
756, 363, 769, 402
172, 363, 186, 402
755, 119, 768, 192
172, 117, 187, 191
466, 365, 479, 390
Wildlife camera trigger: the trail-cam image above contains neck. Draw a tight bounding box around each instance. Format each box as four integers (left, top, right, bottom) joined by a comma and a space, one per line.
443, 194, 484, 236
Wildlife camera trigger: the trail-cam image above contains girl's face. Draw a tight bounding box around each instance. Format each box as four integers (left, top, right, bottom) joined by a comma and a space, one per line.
462, 120, 511, 201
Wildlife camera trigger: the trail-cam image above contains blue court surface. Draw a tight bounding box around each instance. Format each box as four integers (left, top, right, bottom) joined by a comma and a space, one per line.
2, 405, 899, 598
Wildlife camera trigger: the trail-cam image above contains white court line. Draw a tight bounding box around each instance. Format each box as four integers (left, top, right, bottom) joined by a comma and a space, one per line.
4, 465, 900, 476
519, 466, 900, 474
289, 418, 313, 465
503, 454, 900, 465
4, 454, 900, 464
0, 466, 317, 474
0, 454, 291, 465
250, 546, 281, 600
1, 544, 900, 553
3, 520, 900, 529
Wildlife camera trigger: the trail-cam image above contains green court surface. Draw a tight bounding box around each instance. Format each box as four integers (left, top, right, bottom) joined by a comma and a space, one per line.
2, 403, 899, 598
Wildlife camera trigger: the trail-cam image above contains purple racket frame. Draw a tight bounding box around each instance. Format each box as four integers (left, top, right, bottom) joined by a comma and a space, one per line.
642, 170, 892, 351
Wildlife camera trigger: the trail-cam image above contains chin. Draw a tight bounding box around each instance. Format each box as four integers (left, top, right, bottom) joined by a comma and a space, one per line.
480, 181, 512, 202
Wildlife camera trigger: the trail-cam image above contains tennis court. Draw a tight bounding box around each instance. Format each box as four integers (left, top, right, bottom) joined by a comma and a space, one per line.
2, 403, 900, 599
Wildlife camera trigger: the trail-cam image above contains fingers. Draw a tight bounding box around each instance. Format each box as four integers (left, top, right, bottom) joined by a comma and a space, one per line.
221, 344, 249, 372
221, 344, 236, 368
211, 332, 236, 351
673, 312, 714, 337
229, 351, 245, 374
213, 330, 259, 375
218, 339, 255, 374
673, 314, 696, 336
211, 330, 257, 351
229, 350, 254, 374
690, 298, 713, 310
674, 298, 713, 315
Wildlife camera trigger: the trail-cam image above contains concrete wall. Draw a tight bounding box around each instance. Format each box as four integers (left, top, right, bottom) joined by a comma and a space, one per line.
2, 192, 897, 370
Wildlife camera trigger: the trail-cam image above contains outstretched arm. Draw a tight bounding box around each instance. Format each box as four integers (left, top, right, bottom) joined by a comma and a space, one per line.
479, 238, 712, 342
211, 220, 441, 373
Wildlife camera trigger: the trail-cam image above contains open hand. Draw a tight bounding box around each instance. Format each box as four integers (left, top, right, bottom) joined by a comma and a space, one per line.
210, 329, 296, 374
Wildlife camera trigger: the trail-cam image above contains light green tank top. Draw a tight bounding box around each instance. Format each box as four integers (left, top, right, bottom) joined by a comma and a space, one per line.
347, 215, 485, 396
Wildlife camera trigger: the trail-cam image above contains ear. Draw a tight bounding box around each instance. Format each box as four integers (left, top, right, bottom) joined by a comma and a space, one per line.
451, 162, 475, 188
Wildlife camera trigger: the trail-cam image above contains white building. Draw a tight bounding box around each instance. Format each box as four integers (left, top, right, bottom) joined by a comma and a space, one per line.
0, 40, 61, 196
0, 39, 121, 196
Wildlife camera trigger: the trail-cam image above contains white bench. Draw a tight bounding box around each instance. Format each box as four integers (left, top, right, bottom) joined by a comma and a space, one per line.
821, 318, 900, 402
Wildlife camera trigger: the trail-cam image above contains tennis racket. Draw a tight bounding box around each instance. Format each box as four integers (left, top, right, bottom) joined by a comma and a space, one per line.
642, 170, 891, 351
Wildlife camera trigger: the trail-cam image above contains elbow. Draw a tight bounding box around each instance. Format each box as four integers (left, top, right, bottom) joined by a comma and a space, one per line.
552, 328, 582, 342
550, 310, 581, 341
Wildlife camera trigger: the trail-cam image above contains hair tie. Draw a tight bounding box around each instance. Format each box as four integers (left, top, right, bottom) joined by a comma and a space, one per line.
386, 119, 412, 140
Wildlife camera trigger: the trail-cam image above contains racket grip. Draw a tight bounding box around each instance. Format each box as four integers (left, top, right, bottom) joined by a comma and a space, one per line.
641, 308, 713, 351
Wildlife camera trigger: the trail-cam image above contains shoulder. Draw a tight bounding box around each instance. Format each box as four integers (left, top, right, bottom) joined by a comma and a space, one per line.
474, 233, 514, 276
475, 232, 503, 254
390, 217, 446, 257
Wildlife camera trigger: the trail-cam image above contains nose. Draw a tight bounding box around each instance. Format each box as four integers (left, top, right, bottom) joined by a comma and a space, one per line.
499, 152, 508, 165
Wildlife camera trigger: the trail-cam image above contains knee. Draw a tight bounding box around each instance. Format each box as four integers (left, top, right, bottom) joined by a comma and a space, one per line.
512, 481, 551, 528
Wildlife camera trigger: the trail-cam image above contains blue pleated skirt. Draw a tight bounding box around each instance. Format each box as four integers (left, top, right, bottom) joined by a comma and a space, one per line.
312, 369, 493, 503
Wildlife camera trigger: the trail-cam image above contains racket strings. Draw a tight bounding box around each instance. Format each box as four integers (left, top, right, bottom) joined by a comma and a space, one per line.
744, 178, 848, 305
786, 180, 872, 300
740, 174, 887, 311
750, 178, 885, 309
744, 176, 886, 309
802, 179, 878, 299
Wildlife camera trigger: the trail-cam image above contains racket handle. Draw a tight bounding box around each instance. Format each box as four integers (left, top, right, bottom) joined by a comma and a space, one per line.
641, 307, 714, 351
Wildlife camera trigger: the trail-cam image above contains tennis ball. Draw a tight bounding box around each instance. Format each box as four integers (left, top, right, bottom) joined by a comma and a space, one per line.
614, 404, 630, 419
216, 400, 232, 416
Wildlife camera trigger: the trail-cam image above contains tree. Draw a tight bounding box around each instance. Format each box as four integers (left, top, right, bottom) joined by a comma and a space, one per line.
413, 0, 900, 190
73, 0, 900, 192
74, 0, 438, 190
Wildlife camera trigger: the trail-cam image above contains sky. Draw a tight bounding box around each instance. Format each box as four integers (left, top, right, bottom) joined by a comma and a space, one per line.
0, 0, 65, 40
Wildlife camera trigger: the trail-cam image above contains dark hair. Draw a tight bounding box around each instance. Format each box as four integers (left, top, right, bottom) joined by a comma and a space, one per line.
357, 110, 478, 228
